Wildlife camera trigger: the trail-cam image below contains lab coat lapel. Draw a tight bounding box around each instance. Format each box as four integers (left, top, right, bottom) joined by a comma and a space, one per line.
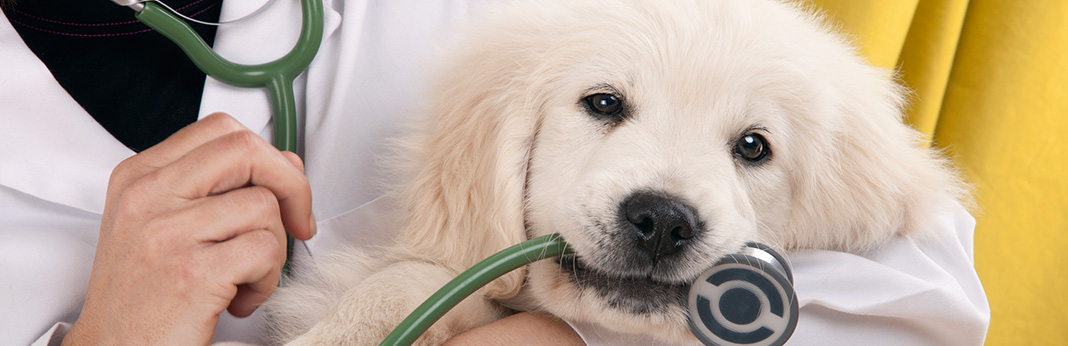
199, 0, 344, 147
195, 2, 346, 340
0, 0, 344, 215
0, 15, 133, 215
301, 0, 366, 165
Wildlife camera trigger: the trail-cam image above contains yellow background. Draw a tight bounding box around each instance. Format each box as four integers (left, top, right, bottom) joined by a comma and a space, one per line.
806, 0, 1068, 344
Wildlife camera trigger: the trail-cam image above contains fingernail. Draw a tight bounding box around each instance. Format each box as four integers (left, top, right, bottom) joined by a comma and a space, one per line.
309, 214, 318, 238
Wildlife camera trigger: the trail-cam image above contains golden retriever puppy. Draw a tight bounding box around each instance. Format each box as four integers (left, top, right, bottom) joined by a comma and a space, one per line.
264, 0, 968, 344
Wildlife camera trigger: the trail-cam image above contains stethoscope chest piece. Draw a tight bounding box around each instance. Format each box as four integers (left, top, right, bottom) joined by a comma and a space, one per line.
687, 243, 799, 346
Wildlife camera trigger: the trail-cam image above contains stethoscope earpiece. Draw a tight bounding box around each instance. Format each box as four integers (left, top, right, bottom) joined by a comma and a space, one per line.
687, 243, 799, 346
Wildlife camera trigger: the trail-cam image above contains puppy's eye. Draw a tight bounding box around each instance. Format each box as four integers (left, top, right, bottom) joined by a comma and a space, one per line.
734, 133, 771, 163
584, 93, 624, 117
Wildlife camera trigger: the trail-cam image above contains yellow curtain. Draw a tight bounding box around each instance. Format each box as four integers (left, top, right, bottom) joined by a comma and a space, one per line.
806, 0, 1068, 344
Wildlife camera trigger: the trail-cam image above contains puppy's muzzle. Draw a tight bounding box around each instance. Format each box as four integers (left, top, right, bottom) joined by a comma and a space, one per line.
622, 191, 699, 263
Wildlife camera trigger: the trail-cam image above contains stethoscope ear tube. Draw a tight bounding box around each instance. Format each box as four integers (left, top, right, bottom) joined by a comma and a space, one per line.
687, 243, 799, 346
123, 0, 326, 279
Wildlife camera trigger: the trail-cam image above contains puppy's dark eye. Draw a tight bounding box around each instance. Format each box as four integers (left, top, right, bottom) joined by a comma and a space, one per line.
584, 93, 624, 117
734, 133, 770, 163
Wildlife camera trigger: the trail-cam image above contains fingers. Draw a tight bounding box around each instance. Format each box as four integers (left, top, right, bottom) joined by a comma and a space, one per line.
281, 151, 305, 173
208, 229, 282, 318
119, 186, 291, 319
228, 284, 268, 318
104, 113, 258, 209
156, 130, 315, 240
179, 186, 287, 250
279, 150, 317, 236
137, 113, 250, 169
80, 113, 315, 343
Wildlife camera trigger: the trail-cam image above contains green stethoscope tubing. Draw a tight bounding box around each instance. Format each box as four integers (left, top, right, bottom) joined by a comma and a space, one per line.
137, 3, 573, 344
379, 234, 574, 346
133, 0, 325, 275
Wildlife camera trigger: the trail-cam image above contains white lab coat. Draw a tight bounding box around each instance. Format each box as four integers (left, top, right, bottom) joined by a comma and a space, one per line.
0, 0, 989, 345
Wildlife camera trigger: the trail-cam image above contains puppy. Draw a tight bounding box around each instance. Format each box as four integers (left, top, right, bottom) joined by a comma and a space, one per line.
265, 0, 968, 344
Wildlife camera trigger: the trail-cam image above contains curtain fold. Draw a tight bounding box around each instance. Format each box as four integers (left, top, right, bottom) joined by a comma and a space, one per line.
806, 1, 1067, 344
898, 0, 968, 140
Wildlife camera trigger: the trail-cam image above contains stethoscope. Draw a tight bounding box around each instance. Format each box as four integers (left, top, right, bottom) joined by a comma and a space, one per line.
379, 235, 799, 346
113, 0, 324, 274
114, 1, 799, 345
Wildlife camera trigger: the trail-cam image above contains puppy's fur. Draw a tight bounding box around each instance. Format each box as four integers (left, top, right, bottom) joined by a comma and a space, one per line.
266, 0, 968, 344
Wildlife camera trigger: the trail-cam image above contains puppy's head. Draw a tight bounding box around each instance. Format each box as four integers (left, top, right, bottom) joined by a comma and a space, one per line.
397, 0, 968, 342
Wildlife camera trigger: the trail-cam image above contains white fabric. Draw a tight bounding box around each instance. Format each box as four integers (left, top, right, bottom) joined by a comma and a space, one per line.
0, 0, 989, 345
28, 322, 70, 346
0, 0, 490, 344
569, 201, 991, 345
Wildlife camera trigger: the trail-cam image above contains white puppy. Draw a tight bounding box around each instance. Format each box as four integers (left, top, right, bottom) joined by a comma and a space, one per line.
264, 0, 969, 344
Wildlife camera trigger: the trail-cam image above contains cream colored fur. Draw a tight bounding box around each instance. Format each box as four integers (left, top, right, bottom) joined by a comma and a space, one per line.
263, 0, 969, 344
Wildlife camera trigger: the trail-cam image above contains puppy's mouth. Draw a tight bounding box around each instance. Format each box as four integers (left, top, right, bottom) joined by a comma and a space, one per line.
556, 254, 688, 315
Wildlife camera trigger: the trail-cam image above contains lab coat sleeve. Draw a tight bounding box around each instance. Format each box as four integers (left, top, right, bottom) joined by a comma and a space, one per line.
29, 323, 71, 346
566, 202, 990, 345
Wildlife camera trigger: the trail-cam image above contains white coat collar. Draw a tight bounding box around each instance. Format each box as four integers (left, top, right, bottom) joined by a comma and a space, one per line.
0, 0, 344, 215
199, 0, 344, 147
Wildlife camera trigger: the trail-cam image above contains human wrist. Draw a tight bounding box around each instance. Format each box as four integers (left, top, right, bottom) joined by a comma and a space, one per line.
61, 318, 109, 346
59, 323, 87, 346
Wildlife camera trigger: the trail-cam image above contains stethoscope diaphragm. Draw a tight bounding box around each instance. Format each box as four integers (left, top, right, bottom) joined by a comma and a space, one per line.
687, 243, 799, 346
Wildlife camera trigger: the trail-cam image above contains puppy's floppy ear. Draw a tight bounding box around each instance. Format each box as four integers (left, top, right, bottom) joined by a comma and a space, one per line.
390, 31, 542, 299
779, 61, 971, 252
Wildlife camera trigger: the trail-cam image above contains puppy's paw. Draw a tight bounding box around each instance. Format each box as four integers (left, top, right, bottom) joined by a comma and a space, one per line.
285, 260, 504, 345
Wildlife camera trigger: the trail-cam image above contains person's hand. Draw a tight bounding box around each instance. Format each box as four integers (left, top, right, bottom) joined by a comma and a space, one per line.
444, 312, 585, 345
62, 113, 316, 346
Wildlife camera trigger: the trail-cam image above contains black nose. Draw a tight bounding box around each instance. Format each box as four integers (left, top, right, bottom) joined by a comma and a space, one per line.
622, 192, 699, 261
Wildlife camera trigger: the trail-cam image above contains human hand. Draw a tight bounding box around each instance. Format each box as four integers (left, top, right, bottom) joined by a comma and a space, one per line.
443, 312, 585, 345
62, 113, 316, 346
